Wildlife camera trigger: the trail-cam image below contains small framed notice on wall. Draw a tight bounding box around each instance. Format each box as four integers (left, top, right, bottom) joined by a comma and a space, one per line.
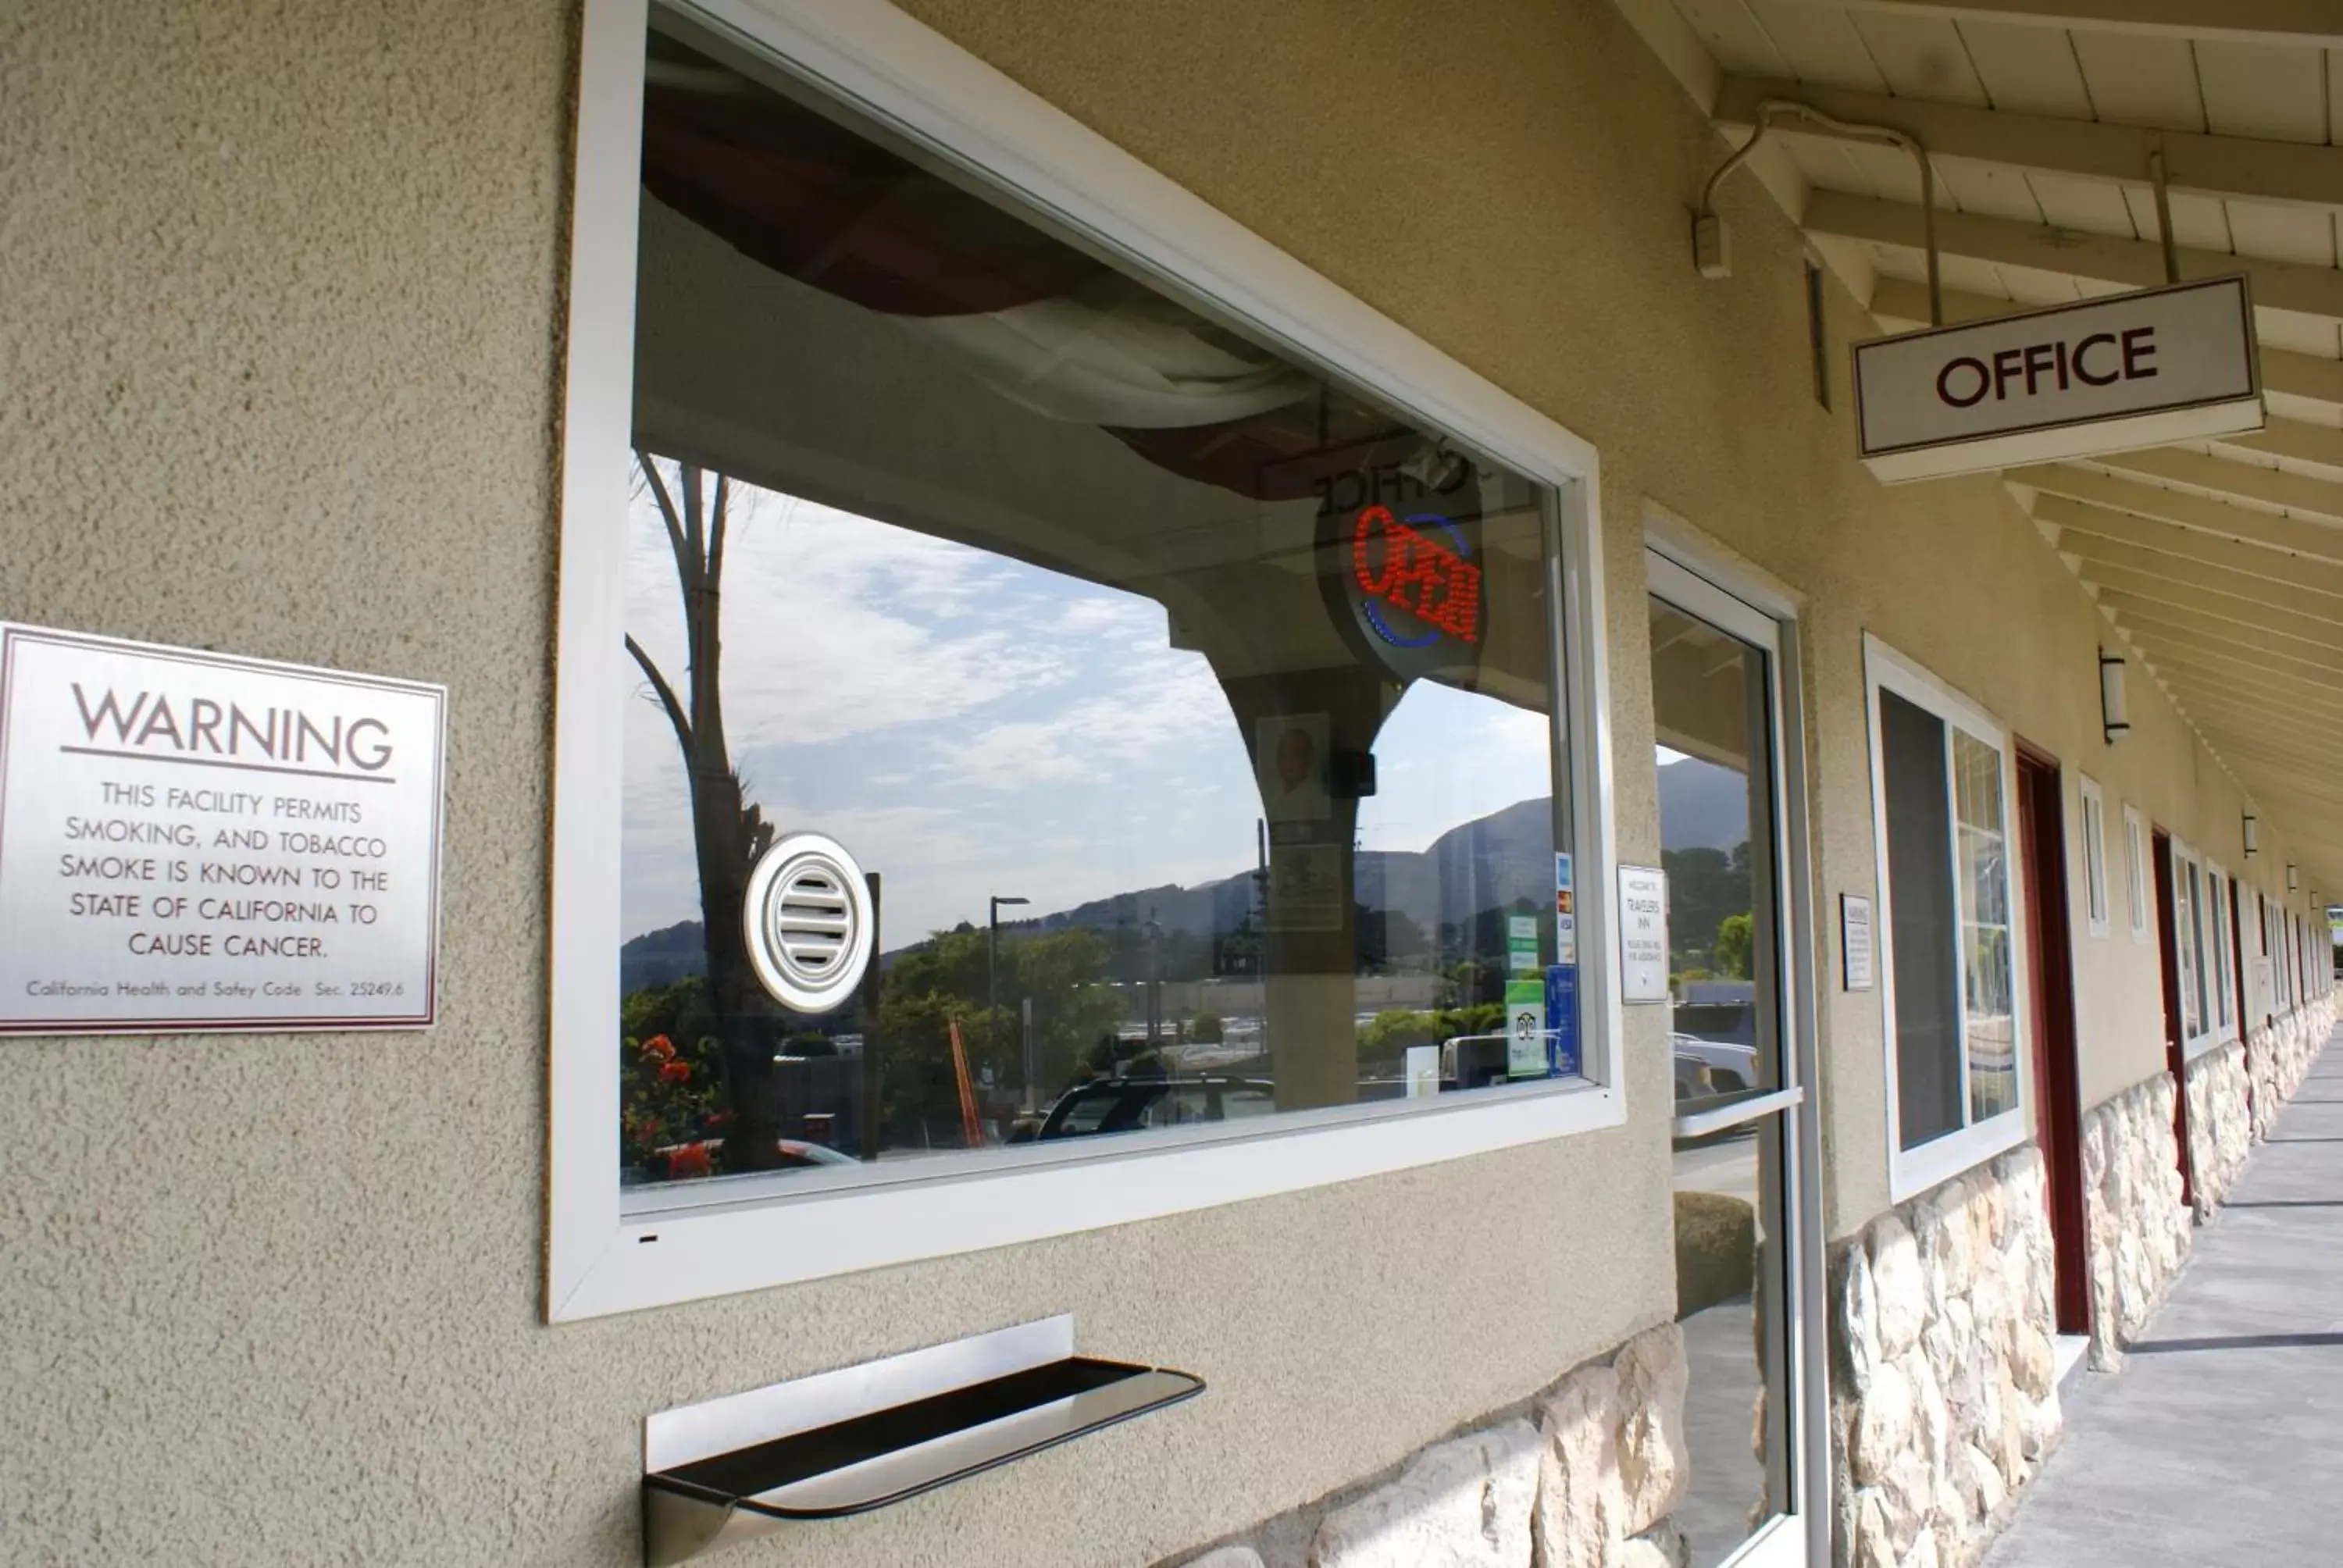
1841, 893, 1874, 992
0, 623, 448, 1034
1617, 864, 1669, 1004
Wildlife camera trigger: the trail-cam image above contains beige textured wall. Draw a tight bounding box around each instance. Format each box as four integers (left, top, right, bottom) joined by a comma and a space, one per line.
0, 1, 2323, 1564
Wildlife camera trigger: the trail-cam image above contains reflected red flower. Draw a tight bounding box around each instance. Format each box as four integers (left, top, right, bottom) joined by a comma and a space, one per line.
659, 1059, 691, 1085
667, 1142, 712, 1180
642, 1035, 676, 1060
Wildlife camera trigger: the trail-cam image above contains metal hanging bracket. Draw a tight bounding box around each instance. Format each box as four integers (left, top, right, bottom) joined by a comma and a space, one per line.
1697, 99, 1943, 327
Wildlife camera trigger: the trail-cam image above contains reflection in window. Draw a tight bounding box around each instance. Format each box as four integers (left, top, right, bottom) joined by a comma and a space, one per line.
615, 17, 1571, 1190
1955, 731, 2014, 1123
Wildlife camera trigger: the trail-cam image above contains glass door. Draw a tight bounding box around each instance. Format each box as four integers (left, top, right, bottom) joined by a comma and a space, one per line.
1646, 550, 1818, 1568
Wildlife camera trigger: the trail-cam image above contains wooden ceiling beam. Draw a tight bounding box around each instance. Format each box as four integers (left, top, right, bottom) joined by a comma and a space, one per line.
1821, 0, 2343, 49
2011, 465, 2343, 565
2214, 419, 2343, 476
2055, 531, 2343, 622
2104, 595, 2343, 675
2146, 647, 2343, 715
2091, 448, 2343, 528
2082, 566, 2343, 647
2112, 601, 2343, 672
1809, 191, 2343, 322
2034, 494, 2343, 598
1718, 76, 2343, 213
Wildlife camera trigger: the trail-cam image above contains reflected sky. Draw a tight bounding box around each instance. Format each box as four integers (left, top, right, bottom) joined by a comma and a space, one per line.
621, 483, 1553, 944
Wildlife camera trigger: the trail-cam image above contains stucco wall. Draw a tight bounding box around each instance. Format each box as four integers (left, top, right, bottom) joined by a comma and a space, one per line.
2, 1, 2331, 1565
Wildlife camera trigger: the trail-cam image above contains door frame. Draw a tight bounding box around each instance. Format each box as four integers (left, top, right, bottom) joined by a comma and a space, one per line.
1646, 543, 1824, 1568
2012, 743, 2090, 1337
2228, 873, 2253, 1129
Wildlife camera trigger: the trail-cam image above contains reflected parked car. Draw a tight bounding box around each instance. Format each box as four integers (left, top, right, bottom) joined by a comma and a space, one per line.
1020, 1074, 1280, 1142
1672, 1032, 1762, 1099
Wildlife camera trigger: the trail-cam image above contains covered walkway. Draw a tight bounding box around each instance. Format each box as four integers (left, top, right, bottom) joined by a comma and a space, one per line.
1985, 1030, 2343, 1568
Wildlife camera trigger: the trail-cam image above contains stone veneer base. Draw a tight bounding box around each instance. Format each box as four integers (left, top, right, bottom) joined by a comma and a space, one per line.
2081, 1070, 2193, 1367
1829, 1145, 2061, 1568
1170, 1321, 1699, 1568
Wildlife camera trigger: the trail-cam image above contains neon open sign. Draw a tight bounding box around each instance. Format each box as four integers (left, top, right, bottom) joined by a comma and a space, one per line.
1350, 505, 1482, 648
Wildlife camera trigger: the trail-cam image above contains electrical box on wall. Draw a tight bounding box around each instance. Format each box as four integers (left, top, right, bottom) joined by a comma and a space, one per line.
1692, 213, 1731, 280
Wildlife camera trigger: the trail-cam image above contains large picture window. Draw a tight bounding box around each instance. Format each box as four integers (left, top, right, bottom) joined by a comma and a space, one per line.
1864, 638, 2027, 1198
620, 16, 1574, 1200
545, 0, 1617, 1315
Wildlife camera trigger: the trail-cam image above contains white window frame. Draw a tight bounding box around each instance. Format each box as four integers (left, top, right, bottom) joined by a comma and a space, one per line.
544, 0, 1624, 1320
2170, 839, 2218, 1058
1863, 636, 2035, 1203
2077, 774, 2109, 939
2123, 803, 2150, 943
2206, 861, 2234, 1042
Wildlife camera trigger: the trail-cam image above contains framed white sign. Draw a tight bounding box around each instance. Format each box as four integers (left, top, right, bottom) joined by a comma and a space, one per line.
1853, 276, 2261, 483
1617, 864, 1668, 1004
1842, 893, 1874, 992
0, 623, 448, 1033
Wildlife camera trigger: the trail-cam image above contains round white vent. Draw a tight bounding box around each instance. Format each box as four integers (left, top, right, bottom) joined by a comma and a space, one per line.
742, 832, 876, 1014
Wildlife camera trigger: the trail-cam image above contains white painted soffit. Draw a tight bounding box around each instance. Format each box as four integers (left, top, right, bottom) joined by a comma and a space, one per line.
1604, 0, 2343, 891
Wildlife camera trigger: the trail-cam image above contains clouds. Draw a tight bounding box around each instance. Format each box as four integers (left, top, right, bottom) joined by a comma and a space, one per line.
619, 474, 1555, 947
621, 479, 1257, 940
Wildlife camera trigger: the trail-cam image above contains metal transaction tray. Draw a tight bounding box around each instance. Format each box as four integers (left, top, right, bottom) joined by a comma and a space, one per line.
643, 1352, 1203, 1565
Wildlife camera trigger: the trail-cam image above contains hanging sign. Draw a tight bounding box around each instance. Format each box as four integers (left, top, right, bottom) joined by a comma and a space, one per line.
1853, 276, 2261, 483
1617, 864, 1669, 1004
0, 624, 447, 1034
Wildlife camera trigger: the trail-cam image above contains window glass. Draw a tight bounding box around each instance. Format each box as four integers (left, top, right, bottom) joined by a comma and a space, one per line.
2079, 782, 2107, 933
617, 19, 1569, 1195
1954, 731, 2015, 1123
2124, 807, 2148, 939
1647, 599, 1781, 1109
1879, 690, 1962, 1149
2210, 875, 2233, 1033
2174, 857, 2202, 1041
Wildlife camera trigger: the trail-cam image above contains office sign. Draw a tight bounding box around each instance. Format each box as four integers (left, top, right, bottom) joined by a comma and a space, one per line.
1617, 864, 1669, 1004
0, 624, 447, 1033
1853, 276, 2261, 483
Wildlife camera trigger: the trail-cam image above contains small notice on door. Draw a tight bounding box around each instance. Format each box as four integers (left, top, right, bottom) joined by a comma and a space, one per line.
1841, 893, 1874, 992
0, 623, 448, 1034
1617, 864, 1668, 1004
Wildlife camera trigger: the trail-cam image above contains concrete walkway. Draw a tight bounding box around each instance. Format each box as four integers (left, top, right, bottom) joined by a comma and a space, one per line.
1983, 1032, 2343, 1568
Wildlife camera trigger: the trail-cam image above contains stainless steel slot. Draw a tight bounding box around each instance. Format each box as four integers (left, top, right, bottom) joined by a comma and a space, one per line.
641, 1317, 1204, 1566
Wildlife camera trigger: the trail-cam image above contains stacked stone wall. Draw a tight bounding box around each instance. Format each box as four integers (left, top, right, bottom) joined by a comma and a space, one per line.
1172, 1323, 1695, 1568
2248, 996, 2335, 1139
2181, 1041, 2252, 1214
2080, 1072, 2191, 1366
1828, 1146, 2060, 1568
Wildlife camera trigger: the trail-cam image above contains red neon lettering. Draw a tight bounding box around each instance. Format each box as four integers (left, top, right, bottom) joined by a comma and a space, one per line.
1352, 506, 1482, 643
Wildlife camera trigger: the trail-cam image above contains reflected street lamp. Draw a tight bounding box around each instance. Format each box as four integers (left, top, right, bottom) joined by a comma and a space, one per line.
990, 894, 1031, 1107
